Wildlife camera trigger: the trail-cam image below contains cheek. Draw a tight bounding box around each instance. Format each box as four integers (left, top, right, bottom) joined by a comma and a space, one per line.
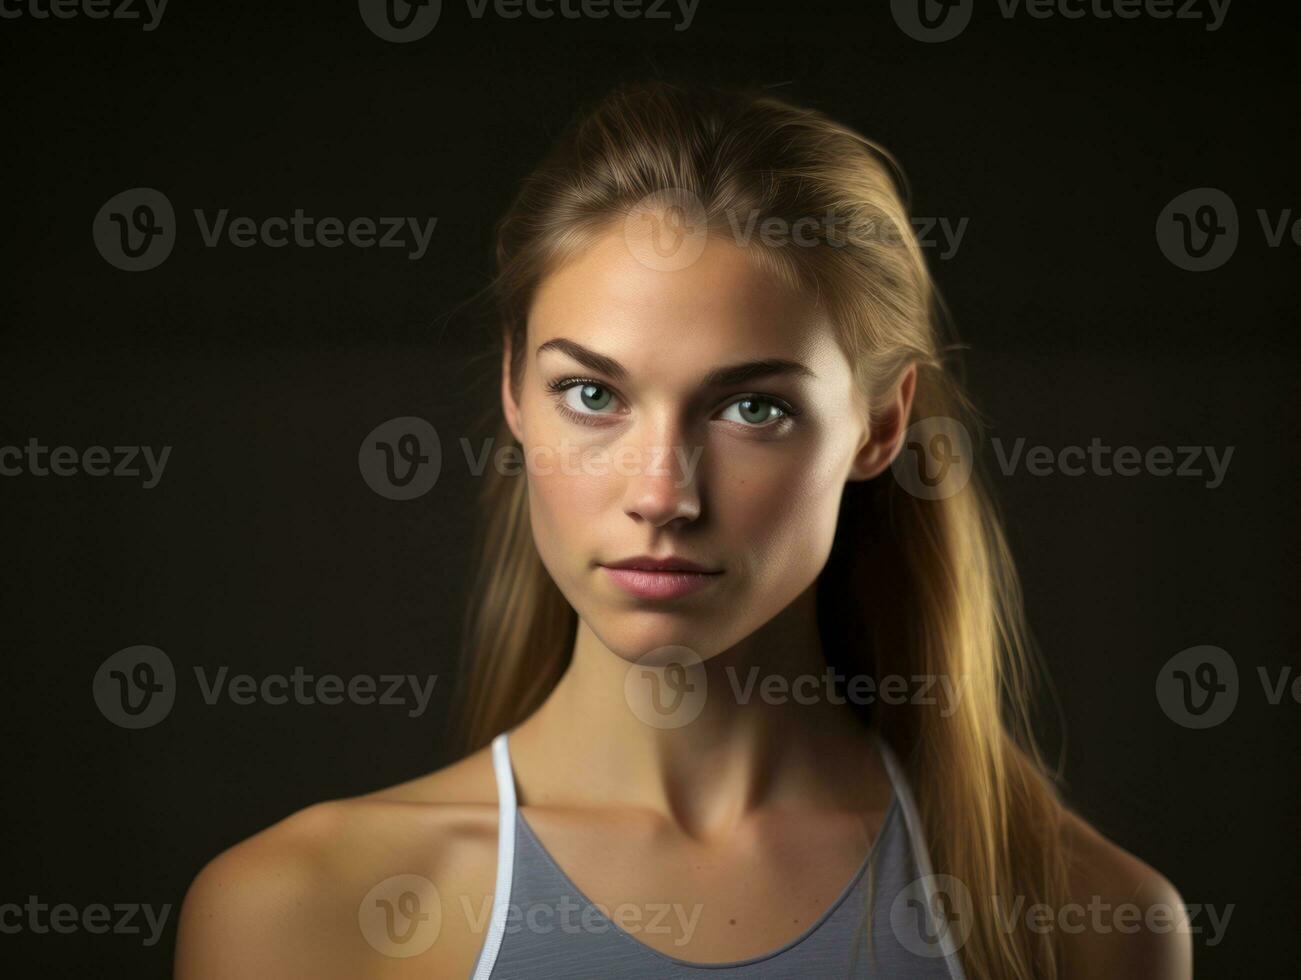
528, 461, 611, 537
519, 415, 618, 575
713, 437, 848, 581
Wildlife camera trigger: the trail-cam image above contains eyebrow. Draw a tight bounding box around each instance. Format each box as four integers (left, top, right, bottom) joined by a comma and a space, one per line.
536, 337, 816, 388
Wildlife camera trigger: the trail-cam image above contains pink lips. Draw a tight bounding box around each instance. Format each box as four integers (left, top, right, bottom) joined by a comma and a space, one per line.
603, 567, 721, 599
599, 556, 723, 600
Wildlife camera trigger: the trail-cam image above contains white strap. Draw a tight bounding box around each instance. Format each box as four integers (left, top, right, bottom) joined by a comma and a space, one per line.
874, 734, 968, 980
469, 731, 517, 980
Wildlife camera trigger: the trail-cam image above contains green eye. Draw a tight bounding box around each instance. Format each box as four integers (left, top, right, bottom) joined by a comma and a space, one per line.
575, 383, 613, 412
547, 378, 623, 421
546, 375, 798, 431
722, 396, 786, 426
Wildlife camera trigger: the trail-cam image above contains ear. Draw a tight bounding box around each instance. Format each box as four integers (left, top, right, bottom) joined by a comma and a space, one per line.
848, 364, 917, 481
501, 334, 524, 444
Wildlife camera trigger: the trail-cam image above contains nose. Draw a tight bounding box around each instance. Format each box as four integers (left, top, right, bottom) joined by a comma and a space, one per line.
620, 418, 702, 528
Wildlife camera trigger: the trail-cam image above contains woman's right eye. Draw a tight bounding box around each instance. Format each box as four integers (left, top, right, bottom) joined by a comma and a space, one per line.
546, 378, 625, 422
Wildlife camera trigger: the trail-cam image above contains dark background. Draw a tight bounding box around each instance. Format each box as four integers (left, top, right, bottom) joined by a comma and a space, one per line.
2, 1, 1296, 976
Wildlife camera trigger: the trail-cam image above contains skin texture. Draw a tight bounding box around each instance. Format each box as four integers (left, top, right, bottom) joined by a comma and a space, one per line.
174, 230, 1192, 979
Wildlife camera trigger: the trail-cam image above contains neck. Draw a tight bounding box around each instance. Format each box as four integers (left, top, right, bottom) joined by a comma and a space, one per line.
509, 583, 887, 841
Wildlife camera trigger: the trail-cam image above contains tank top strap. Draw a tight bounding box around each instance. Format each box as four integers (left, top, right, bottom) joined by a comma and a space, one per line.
473, 728, 966, 979
470, 730, 518, 980
871, 732, 969, 980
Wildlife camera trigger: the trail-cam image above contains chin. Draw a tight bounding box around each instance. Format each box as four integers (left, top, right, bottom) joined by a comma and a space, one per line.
592, 610, 756, 669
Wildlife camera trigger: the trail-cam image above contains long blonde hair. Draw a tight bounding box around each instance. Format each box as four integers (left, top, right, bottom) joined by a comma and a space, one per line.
449, 79, 1069, 980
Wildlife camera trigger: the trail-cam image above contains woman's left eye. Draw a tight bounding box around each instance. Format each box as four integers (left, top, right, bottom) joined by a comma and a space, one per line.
719, 396, 790, 427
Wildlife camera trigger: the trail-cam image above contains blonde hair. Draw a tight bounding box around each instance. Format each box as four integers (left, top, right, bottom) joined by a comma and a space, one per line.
449, 79, 1069, 980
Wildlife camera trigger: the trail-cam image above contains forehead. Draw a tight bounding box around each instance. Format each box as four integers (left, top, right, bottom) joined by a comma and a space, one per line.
528, 229, 839, 376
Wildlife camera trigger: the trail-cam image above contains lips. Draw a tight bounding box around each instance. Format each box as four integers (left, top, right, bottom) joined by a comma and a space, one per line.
601, 555, 720, 574
599, 555, 723, 600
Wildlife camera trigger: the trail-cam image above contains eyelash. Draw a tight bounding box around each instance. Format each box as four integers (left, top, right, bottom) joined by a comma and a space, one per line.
544, 376, 801, 430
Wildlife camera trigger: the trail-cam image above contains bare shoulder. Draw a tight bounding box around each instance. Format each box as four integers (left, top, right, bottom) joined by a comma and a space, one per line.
175, 745, 503, 980
1057, 807, 1193, 980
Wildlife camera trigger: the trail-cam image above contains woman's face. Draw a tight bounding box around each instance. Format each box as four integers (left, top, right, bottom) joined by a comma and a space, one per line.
503, 226, 902, 664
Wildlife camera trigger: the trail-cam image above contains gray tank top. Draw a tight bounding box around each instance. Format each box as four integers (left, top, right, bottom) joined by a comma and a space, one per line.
470, 729, 967, 979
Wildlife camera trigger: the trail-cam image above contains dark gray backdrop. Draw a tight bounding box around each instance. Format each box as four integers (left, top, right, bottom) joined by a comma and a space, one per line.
1, 1, 1296, 976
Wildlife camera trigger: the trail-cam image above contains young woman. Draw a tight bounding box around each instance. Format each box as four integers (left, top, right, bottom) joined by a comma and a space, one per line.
175, 81, 1191, 979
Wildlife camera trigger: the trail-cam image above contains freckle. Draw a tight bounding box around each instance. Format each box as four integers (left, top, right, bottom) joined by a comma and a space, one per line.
729, 918, 736, 926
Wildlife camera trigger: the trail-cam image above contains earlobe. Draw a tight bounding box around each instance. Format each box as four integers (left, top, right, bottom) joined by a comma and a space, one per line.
847, 364, 917, 482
